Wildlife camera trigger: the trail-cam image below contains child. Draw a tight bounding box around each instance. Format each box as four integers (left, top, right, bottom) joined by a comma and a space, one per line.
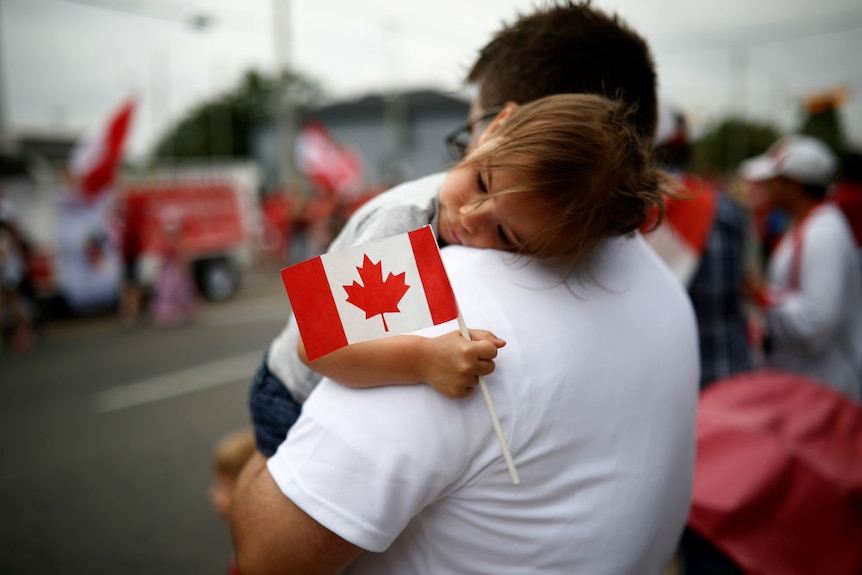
0, 218, 34, 352
251, 92, 667, 455
209, 428, 256, 575
150, 210, 197, 327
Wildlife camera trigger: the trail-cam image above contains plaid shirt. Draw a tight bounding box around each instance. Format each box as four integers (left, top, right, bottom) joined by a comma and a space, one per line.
688, 193, 753, 388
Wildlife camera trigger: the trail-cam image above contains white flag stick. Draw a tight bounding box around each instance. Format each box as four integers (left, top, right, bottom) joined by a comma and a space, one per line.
456, 313, 520, 485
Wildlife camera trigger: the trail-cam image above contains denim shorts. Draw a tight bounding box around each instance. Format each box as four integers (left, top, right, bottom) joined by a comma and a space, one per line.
248, 355, 303, 457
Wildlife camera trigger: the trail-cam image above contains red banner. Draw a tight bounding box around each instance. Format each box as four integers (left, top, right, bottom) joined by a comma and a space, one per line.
120, 182, 245, 258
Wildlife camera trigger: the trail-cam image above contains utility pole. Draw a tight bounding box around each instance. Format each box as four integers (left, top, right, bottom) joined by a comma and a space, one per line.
728, 46, 749, 167
383, 19, 408, 183
0, 0, 8, 146
272, 0, 297, 194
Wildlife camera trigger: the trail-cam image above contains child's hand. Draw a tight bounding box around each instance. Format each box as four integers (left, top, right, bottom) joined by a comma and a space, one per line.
417, 329, 506, 399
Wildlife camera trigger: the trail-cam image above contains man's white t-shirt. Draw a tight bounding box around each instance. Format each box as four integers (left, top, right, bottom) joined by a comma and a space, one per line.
268, 235, 700, 574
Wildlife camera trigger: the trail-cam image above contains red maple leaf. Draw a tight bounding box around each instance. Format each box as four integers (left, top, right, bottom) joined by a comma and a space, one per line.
343, 254, 410, 332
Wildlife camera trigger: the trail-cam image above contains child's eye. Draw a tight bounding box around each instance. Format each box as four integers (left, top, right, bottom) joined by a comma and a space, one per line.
497, 226, 516, 250
475, 170, 488, 194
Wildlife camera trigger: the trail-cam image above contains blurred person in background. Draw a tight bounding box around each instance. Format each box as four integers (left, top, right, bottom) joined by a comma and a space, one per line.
0, 188, 35, 352
117, 193, 146, 329
834, 150, 862, 273
645, 105, 753, 388
741, 135, 862, 402
150, 208, 197, 328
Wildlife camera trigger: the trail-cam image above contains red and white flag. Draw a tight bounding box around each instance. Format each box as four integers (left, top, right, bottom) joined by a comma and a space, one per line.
642, 175, 718, 287
296, 120, 363, 201
69, 98, 136, 201
282, 225, 459, 361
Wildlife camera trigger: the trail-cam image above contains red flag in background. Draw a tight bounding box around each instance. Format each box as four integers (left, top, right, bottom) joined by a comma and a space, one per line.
641, 175, 717, 287
69, 98, 136, 200
296, 120, 363, 201
281, 225, 458, 361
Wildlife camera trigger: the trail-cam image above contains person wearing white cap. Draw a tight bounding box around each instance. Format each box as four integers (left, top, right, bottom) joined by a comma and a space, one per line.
741, 134, 862, 402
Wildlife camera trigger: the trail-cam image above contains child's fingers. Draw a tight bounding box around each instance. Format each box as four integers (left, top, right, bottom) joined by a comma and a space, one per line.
476, 360, 496, 377
473, 339, 502, 361
466, 329, 506, 348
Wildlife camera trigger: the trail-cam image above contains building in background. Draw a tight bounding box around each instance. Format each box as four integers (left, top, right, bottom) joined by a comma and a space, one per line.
254, 88, 470, 193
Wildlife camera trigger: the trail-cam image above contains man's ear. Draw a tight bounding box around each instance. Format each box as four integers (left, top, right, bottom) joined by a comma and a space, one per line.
477, 101, 520, 146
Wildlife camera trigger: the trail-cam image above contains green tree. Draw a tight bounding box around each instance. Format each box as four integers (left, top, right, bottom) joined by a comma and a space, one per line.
694, 117, 782, 176
151, 69, 324, 161
798, 103, 847, 154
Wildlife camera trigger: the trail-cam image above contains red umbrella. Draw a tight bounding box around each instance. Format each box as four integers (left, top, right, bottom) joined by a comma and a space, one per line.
689, 370, 862, 575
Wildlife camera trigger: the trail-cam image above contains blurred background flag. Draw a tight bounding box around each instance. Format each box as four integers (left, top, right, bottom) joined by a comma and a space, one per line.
296, 120, 363, 201
643, 180, 718, 287
69, 97, 136, 200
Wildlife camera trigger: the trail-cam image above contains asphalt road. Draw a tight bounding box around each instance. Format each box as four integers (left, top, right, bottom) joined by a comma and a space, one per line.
0, 266, 290, 574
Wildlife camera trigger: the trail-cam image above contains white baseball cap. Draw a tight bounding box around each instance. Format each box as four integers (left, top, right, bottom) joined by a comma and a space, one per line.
739, 135, 838, 186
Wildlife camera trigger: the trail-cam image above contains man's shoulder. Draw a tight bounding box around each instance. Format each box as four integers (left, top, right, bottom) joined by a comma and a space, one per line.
440, 246, 521, 280
806, 204, 857, 247
811, 203, 853, 231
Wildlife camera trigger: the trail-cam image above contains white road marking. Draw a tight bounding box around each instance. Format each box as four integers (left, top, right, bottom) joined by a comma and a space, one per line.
199, 297, 290, 327
94, 349, 263, 413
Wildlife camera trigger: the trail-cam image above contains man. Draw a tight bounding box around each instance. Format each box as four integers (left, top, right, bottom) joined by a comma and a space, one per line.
742, 134, 862, 401
231, 3, 700, 573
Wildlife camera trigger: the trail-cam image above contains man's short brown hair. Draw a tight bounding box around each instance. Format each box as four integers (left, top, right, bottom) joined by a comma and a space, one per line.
467, 0, 658, 140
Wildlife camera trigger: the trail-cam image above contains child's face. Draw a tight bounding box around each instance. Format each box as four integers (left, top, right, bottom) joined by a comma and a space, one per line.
437, 157, 552, 253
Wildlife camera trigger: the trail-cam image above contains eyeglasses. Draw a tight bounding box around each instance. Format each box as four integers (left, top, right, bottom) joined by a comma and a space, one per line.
444, 107, 503, 160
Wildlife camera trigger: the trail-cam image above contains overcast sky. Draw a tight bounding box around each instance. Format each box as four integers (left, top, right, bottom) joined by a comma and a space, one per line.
2, 0, 861, 160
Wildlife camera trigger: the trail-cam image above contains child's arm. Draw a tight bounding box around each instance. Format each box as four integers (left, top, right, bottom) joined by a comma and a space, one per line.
298, 330, 506, 399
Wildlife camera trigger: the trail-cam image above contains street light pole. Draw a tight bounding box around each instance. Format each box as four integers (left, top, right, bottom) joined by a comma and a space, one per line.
272, 0, 296, 193
0, 1, 7, 145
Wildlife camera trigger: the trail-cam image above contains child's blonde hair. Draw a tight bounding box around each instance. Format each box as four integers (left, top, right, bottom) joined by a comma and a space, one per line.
463, 93, 666, 267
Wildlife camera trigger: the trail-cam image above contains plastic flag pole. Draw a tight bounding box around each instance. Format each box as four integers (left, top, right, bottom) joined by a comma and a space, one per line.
456, 312, 520, 485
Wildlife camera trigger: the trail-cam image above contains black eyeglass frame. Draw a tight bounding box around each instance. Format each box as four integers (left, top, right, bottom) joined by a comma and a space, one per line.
444, 106, 503, 160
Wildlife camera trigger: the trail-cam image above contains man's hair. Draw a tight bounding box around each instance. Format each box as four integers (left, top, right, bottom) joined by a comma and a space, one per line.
467, 0, 658, 140
463, 94, 664, 266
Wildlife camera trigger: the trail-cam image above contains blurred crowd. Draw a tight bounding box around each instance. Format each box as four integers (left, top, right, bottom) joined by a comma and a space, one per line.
643, 105, 862, 398
645, 107, 862, 574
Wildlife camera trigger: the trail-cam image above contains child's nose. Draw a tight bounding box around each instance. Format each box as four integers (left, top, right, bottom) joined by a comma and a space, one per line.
459, 202, 489, 234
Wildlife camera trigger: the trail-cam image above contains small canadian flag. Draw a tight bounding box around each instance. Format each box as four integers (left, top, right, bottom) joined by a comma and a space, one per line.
282, 226, 459, 361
